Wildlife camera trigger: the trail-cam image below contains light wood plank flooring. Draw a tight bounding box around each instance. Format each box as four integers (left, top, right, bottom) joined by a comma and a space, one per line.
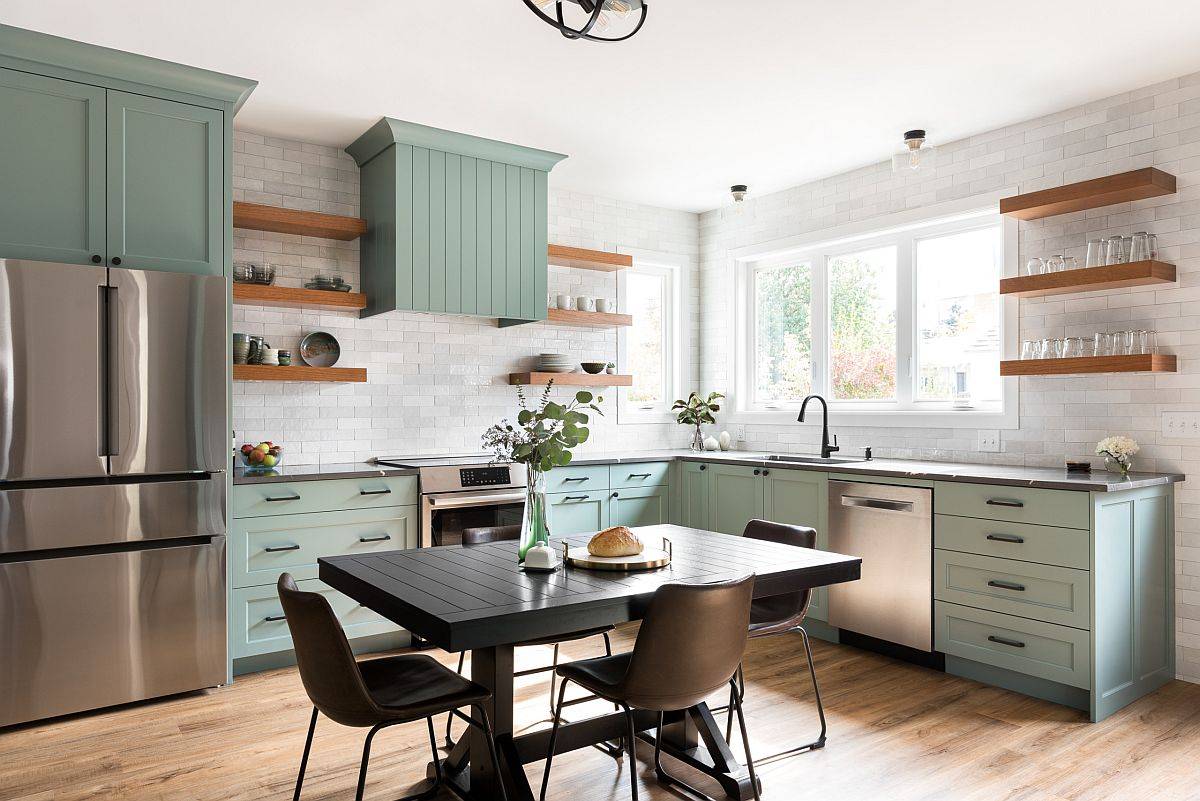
3, 629, 1200, 801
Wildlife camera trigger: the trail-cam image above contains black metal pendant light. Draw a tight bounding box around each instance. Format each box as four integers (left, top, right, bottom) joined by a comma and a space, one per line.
522, 0, 648, 42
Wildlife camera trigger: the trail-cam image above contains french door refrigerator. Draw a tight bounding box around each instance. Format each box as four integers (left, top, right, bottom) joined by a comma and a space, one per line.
0, 259, 227, 727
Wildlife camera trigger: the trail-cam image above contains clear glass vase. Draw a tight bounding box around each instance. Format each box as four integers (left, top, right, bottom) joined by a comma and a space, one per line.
1104, 456, 1133, 478
689, 425, 704, 452
519, 466, 550, 562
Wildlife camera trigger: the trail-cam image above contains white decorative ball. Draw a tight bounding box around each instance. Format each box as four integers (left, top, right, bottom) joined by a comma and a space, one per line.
703, 436, 720, 451
718, 431, 732, 451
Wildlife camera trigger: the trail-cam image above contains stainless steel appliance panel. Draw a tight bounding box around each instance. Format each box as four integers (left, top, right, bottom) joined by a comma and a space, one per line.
0, 537, 226, 727
0, 477, 224, 553
107, 268, 226, 475
0, 259, 108, 481
421, 488, 525, 547
828, 480, 933, 652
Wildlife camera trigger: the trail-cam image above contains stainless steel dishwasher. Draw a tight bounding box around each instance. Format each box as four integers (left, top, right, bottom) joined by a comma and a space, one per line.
828, 480, 933, 653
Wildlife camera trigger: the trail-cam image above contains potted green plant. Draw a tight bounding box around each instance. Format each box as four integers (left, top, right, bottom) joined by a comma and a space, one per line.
672, 391, 725, 452
482, 382, 604, 561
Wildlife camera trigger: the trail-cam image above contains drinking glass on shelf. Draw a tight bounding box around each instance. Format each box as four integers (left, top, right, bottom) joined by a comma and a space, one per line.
1118, 330, 1136, 355
1021, 340, 1038, 360
1042, 338, 1064, 358
1063, 256, 1080, 272
1046, 255, 1065, 273
1094, 331, 1113, 357
1148, 233, 1159, 261
1135, 330, 1159, 355
1063, 336, 1085, 358
1129, 232, 1149, 263
1122, 236, 1134, 263
1085, 239, 1105, 268
1105, 236, 1125, 265
1024, 257, 1045, 276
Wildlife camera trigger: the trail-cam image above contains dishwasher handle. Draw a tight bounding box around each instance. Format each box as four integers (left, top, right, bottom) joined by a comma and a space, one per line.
840, 494, 915, 513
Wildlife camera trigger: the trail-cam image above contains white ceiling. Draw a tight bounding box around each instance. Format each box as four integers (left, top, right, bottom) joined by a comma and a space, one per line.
8, 1, 1200, 212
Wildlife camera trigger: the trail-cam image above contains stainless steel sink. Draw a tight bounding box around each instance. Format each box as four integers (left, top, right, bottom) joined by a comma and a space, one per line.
766, 454, 866, 465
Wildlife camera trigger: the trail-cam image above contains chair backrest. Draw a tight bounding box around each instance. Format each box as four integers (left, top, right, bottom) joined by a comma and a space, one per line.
742, 519, 815, 628
620, 574, 755, 711
276, 573, 380, 727
461, 524, 521, 546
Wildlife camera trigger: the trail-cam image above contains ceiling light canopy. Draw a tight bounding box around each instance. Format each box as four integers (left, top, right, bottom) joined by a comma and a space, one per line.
523, 0, 649, 42
892, 129, 936, 173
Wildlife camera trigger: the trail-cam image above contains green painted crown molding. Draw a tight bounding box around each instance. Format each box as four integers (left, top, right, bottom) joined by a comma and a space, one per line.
0, 24, 257, 112
346, 117, 568, 172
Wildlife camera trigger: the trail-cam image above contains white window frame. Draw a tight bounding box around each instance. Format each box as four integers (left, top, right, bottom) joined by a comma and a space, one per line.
617, 250, 684, 424
728, 193, 1019, 429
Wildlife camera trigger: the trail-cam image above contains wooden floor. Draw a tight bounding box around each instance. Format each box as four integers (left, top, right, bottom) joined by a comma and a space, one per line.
3, 628, 1200, 801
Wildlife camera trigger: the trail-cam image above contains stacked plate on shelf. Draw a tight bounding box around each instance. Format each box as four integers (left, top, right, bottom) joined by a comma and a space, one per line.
536, 353, 576, 373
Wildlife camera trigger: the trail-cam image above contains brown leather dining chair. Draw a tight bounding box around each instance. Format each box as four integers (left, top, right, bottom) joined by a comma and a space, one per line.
445, 524, 616, 748
540, 574, 762, 801
723, 519, 827, 759
276, 574, 508, 801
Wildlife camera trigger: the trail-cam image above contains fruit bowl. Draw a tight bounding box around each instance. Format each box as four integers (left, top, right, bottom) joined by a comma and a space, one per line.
238, 441, 283, 471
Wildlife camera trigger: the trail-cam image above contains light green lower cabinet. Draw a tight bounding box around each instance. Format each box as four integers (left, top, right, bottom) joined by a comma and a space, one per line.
609, 485, 670, 528
233, 579, 396, 659
763, 469, 829, 621
679, 462, 712, 530
547, 490, 609, 536
709, 464, 763, 535
934, 550, 1090, 630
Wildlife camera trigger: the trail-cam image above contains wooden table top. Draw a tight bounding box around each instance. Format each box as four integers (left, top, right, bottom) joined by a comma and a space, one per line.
320, 524, 862, 652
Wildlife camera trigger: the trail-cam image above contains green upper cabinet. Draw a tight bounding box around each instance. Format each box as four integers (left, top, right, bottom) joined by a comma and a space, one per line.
106, 92, 223, 275
0, 68, 106, 265
347, 118, 564, 322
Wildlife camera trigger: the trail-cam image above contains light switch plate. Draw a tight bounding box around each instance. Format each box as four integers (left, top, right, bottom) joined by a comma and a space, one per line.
1162, 412, 1200, 439
978, 430, 1001, 452
735, 424, 747, 442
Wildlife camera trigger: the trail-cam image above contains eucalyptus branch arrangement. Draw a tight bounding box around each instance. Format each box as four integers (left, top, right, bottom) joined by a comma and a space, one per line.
482, 382, 605, 472
672, 391, 725, 451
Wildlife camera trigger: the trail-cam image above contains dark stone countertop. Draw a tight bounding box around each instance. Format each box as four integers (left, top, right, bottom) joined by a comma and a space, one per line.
233, 462, 417, 484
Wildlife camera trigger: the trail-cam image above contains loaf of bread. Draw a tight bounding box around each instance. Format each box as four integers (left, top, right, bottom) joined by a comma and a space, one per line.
587, 526, 644, 557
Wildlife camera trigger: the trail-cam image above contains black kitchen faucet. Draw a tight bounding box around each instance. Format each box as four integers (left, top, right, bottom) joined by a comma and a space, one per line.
798, 394, 839, 459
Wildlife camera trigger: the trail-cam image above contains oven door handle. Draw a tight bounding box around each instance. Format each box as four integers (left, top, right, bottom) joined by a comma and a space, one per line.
426, 491, 527, 510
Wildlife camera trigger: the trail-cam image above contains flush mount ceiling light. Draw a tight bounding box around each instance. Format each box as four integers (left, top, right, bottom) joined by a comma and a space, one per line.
892, 129, 937, 173
523, 0, 649, 42
723, 184, 751, 221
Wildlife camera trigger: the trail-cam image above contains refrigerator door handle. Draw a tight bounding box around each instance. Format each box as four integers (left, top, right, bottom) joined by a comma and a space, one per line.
99, 284, 119, 458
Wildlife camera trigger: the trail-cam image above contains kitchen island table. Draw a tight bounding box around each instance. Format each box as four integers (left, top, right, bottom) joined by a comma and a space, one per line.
320, 524, 861, 801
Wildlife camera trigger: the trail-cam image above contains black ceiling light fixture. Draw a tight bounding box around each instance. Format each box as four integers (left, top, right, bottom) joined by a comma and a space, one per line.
522, 0, 649, 42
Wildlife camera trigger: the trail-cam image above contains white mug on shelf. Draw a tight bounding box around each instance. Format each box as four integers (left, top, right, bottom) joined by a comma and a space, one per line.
260, 347, 280, 366
575, 295, 595, 312
596, 298, 614, 314
556, 294, 572, 310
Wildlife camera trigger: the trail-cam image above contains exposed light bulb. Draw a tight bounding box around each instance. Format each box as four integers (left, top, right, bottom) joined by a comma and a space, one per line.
730, 184, 749, 218
891, 129, 935, 174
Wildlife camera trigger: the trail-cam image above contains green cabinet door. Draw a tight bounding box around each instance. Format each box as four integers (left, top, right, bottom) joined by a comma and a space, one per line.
710, 464, 765, 536
547, 491, 609, 537
106, 91, 223, 275
609, 485, 670, 528
763, 469, 830, 620
0, 68, 106, 265
680, 462, 712, 530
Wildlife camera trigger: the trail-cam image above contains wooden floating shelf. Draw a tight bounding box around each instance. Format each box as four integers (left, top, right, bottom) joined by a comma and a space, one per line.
233, 364, 367, 383
233, 201, 368, 241
1000, 168, 1176, 220
548, 244, 633, 272
233, 283, 368, 311
509, 372, 633, 387
999, 260, 1176, 298
1000, 354, 1176, 377
545, 307, 633, 327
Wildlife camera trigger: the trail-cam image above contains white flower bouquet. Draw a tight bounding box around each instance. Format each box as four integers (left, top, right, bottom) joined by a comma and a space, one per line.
1095, 435, 1139, 477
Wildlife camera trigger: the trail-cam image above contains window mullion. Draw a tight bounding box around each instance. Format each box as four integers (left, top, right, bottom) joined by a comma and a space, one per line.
812, 254, 829, 397
896, 234, 915, 409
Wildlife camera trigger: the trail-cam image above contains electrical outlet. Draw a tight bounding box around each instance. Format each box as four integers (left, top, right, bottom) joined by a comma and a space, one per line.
977, 430, 1001, 453
1162, 412, 1200, 439
735, 424, 747, 442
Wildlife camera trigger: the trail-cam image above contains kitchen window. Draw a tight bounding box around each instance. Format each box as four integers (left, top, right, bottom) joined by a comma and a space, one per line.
734, 207, 1015, 427
618, 258, 681, 422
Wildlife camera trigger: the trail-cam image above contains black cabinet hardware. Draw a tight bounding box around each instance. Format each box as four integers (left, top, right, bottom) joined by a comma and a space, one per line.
264, 544, 301, 553
359, 534, 392, 543
264, 493, 301, 502
986, 498, 1024, 508
110, 256, 122, 266
611, 492, 619, 498
987, 635, 1025, 648
263, 614, 287, 622
753, 469, 761, 475
762, 469, 770, 476
699, 464, 706, 471
563, 495, 589, 501
562, 476, 588, 483
987, 579, 1026, 592
91, 254, 102, 263
359, 488, 392, 496
628, 473, 652, 479
986, 533, 1025, 544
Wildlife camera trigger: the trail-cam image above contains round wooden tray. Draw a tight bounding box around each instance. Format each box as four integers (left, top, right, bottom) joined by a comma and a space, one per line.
562, 537, 672, 572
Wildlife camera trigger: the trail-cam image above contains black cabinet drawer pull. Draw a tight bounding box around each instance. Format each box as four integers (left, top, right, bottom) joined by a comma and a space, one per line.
628, 472, 652, 479
987, 635, 1025, 648
263, 614, 287, 623
360, 488, 392, 496
987, 579, 1026, 592
359, 534, 392, 543
986, 533, 1025, 544
265, 493, 301, 503
562, 476, 588, 483
264, 544, 301, 553
986, 498, 1024, 508
563, 495, 589, 501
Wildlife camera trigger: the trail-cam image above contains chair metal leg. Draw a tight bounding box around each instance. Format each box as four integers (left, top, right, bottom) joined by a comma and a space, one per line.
723, 665, 743, 744
540, 678, 570, 801
293, 706, 318, 801
355, 723, 384, 801
426, 717, 444, 785
623, 705, 640, 801
730, 679, 762, 801
470, 703, 510, 801
548, 643, 560, 717
651, 708, 724, 801
444, 651, 467, 749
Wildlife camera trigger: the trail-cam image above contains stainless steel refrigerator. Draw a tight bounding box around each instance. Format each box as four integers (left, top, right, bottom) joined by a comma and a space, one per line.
0, 259, 227, 727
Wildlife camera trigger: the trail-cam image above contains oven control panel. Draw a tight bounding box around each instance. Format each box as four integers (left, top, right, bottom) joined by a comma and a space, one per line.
459, 466, 512, 487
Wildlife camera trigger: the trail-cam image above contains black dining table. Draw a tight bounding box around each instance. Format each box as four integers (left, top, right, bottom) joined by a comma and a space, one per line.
320, 523, 861, 801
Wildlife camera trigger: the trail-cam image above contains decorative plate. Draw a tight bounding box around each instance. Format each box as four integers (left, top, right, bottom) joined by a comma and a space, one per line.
299, 331, 341, 368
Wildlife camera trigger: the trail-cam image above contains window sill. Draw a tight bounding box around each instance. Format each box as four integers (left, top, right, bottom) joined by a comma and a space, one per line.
729, 407, 1018, 430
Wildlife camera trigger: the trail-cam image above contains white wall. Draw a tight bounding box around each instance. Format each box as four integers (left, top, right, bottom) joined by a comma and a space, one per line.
698, 72, 1200, 682
230, 131, 700, 465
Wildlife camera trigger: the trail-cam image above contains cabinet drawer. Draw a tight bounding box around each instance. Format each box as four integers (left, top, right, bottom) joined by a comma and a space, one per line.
232, 475, 417, 518
935, 601, 1090, 689
609, 462, 671, 490
232, 579, 397, 659
545, 465, 609, 494
934, 482, 1090, 530
935, 514, 1090, 570
934, 550, 1091, 629
232, 506, 417, 589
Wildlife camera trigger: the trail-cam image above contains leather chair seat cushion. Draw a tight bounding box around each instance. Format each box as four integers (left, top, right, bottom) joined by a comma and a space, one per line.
358, 654, 490, 720
556, 652, 632, 697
